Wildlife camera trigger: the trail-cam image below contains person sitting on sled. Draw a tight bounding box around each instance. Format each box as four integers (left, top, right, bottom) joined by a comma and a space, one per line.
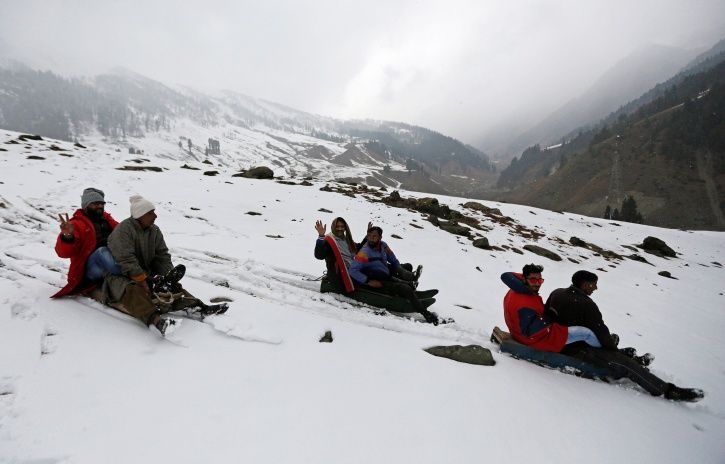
52, 187, 120, 299
349, 226, 437, 324
501, 264, 704, 402
103, 195, 228, 336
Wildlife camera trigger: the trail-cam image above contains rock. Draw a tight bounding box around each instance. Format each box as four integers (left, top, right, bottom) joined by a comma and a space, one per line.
116, 166, 163, 172
202, 160, 213, 165
472, 237, 490, 249
627, 254, 652, 265
18, 134, 43, 141
424, 345, 495, 366
641, 236, 677, 258
569, 236, 588, 247
318, 208, 333, 213
391, 234, 403, 239
523, 244, 562, 261
210, 296, 234, 303
319, 331, 333, 343
237, 166, 274, 179
439, 222, 470, 237
463, 201, 502, 216
245, 211, 262, 216
181, 164, 200, 170
265, 234, 283, 239
658, 271, 677, 279
26, 155, 45, 160
203, 170, 219, 176
512, 247, 524, 255
74, 142, 86, 148
299, 181, 313, 186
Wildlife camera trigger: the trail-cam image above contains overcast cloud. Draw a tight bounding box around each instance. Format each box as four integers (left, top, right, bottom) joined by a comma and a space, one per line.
1, 0, 724, 150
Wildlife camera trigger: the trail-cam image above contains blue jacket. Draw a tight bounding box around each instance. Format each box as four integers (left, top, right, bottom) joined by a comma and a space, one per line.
349, 241, 400, 284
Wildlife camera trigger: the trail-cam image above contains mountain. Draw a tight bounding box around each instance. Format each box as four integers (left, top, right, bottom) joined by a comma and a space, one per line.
493, 56, 725, 230
484, 44, 700, 161
0, 64, 494, 196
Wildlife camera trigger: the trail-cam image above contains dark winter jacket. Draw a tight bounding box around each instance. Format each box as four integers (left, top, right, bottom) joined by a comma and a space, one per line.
315, 235, 359, 293
545, 285, 618, 350
501, 272, 568, 352
107, 217, 174, 281
349, 241, 400, 284
52, 209, 119, 298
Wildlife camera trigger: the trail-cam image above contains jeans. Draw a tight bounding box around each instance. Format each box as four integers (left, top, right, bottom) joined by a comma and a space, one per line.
566, 325, 602, 348
85, 247, 122, 281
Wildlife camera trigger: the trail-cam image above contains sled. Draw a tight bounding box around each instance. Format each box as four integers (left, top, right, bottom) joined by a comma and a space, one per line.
320, 279, 435, 313
490, 326, 616, 379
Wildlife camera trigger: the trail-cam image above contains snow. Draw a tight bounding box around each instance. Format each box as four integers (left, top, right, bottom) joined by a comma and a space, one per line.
1, 129, 724, 463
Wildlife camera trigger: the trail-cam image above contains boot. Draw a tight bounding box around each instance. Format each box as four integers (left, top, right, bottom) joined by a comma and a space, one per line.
635, 352, 655, 367
420, 309, 439, 325
150, 265, 186, 294
198, 302, 229, 316
664, 383, 704, 402
152, 316, 181, 337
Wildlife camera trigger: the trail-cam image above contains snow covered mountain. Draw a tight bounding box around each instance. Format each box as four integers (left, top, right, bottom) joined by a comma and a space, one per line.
0, 65, 494, 196
1, 129, 724, 462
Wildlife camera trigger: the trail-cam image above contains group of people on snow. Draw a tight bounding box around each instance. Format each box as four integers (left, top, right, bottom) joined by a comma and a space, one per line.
501, 264, 704, 402
51, 188, 703, 402
313, 217, 437, 324
53, 188, 226, 336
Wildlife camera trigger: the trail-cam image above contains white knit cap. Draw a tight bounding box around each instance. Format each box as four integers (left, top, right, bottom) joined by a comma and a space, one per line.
129, 195, 155, 219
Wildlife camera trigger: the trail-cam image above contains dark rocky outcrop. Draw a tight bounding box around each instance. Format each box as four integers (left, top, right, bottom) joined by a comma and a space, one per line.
235, 166, 274, 179
523, 244, 562, 261
116, 166, 163, 172
463, 201, 502, 216
640, 236, 677, 258
424, 345, 495, 366
319, 331, 333, 343
203, 170, 219, 176
472, 237, 490, 249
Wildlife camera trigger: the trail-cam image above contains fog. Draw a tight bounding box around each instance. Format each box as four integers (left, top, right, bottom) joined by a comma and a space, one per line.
1, 0, 723, 152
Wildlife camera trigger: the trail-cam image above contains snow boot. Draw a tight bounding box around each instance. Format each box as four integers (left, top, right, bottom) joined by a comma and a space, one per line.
150, 264, 186, 294
664, 384, 704, 402
152, 316, 181, 337
199, 302, 229, 316
420, 309, 439, 325
413, 265, 423, 281
635, 352, 655, 367
619, 346, 637, 358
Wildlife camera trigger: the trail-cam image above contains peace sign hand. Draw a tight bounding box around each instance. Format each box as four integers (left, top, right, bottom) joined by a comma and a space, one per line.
58, 213, 74, 238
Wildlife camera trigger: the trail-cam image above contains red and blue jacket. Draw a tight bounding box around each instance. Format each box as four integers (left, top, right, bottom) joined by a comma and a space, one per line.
501, 272, 568, 352
52, 209, 118, 298
349, 241, 400, 284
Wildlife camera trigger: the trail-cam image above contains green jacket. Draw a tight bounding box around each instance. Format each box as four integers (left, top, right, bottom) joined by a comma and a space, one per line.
104, 217, 174, 302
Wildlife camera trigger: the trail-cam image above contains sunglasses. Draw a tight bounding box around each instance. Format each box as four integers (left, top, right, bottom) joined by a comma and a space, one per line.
526, 277, 545, 284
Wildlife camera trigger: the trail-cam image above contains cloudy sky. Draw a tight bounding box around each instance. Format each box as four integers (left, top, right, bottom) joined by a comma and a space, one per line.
1, 0, 724, 150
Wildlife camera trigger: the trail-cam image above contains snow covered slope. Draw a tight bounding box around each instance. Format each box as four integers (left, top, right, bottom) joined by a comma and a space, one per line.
1, 129, 724, 463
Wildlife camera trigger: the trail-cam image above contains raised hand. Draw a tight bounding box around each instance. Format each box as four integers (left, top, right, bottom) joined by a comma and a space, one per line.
315, 220, 326, 237
58, 213, 74, 238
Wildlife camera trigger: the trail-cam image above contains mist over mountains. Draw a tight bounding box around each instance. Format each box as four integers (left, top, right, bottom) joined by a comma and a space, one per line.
1, 34, 724, 230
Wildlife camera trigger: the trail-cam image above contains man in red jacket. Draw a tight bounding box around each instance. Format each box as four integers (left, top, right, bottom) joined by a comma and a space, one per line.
52, 188, 120, 298
502, 265, 704, 402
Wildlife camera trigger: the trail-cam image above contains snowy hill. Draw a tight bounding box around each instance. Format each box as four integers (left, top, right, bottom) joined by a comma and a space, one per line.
0, 66, 494, 196
1, 129, 724, 463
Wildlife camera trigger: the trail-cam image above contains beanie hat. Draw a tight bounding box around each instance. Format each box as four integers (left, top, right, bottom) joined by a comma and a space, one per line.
130, 195, 155, 219
81, 188, 105, 209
